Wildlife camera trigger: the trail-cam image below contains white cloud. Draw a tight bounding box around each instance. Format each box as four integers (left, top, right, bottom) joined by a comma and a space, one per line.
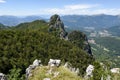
40, 4, 98, 15
64, 4, 98, 10
0, 0, 6, 3
80, 8, 120, 15
39, 4, 120, 15
1, 3, 120, 16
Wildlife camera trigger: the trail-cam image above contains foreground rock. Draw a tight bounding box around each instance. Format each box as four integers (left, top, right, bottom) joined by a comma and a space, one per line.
47, 59, 61, 76
27, 59, 61, 80
43, 78, 50, 80
110, 68, 120, 74
28, 65, 82, 80
48, 59, 61, 67
0, 73, 7, 80
26, 59, 42, 80
85, 65, 94, 79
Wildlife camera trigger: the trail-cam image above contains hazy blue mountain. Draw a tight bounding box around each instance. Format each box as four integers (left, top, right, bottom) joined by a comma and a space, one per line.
61, 14, 120, 30
0, 16, 19, 26
0, 15, 43, 26
21, 16, 43, 22
1, 14, 120, 28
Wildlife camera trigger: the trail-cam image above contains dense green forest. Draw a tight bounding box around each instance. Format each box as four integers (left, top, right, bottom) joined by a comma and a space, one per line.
0, 20, 93, 79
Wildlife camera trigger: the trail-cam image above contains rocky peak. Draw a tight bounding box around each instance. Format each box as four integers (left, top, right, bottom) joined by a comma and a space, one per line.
49, 14, 67, 39
68, 30, 92, 55
49, 14, 92, 55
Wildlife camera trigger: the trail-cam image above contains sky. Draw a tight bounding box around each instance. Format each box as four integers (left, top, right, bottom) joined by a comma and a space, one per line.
0, 0, 120, 16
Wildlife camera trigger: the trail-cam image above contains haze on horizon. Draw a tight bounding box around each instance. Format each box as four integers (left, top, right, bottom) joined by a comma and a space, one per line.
0, 0, 120, 16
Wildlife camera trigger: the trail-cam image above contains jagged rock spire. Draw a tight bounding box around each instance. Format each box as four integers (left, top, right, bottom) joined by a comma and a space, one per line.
49, 14, 92, 55
49, 14, 67, 39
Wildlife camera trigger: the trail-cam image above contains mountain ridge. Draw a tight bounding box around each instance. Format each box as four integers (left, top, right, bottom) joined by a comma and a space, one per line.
1, 14, 120, 29
61, 14, 120, 29
0, 15, 44, 26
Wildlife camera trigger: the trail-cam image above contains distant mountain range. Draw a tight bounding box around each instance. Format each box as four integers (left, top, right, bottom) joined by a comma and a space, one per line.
61, 14, 120, 29
0, 14, 120, 80
1, 14, 120, 28
0, 16, 44, 26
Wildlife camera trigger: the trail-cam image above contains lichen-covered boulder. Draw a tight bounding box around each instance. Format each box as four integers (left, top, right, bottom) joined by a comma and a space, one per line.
0, 73, 7, 80
110, 68, 120, 74
85, 65, 94, 79
33, 59, 41, 67
26, 59, 42, 80
48, 59, 61, 67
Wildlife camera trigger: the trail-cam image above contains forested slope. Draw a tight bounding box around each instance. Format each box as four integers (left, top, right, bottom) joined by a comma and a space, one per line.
0, 20, 93, 79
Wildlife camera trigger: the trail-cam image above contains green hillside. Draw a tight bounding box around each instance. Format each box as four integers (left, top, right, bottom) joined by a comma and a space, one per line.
91, 37, 120, 67
15, 20, 47, 30
107, 25, 120, 37
0, 20, 93, 79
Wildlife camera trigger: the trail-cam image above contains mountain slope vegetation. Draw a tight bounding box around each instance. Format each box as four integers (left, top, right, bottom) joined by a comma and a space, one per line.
0, 20, 93, 79
29, 66, 83, 80
107, 25, 120, 37
91, 37, 120, 67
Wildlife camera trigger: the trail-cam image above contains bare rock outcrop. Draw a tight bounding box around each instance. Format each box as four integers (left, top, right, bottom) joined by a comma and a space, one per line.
47, 59, 61, 76
0, 73, 7, 80
84, 65, 94, 79
48, 59, 61, 67
49, 14, 68, 39
110, 68, 120, 74
26, 59, 42, 80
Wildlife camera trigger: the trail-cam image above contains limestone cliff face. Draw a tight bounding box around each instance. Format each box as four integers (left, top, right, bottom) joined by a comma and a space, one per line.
48, 14, 68, 39
49, 14, 92, 55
